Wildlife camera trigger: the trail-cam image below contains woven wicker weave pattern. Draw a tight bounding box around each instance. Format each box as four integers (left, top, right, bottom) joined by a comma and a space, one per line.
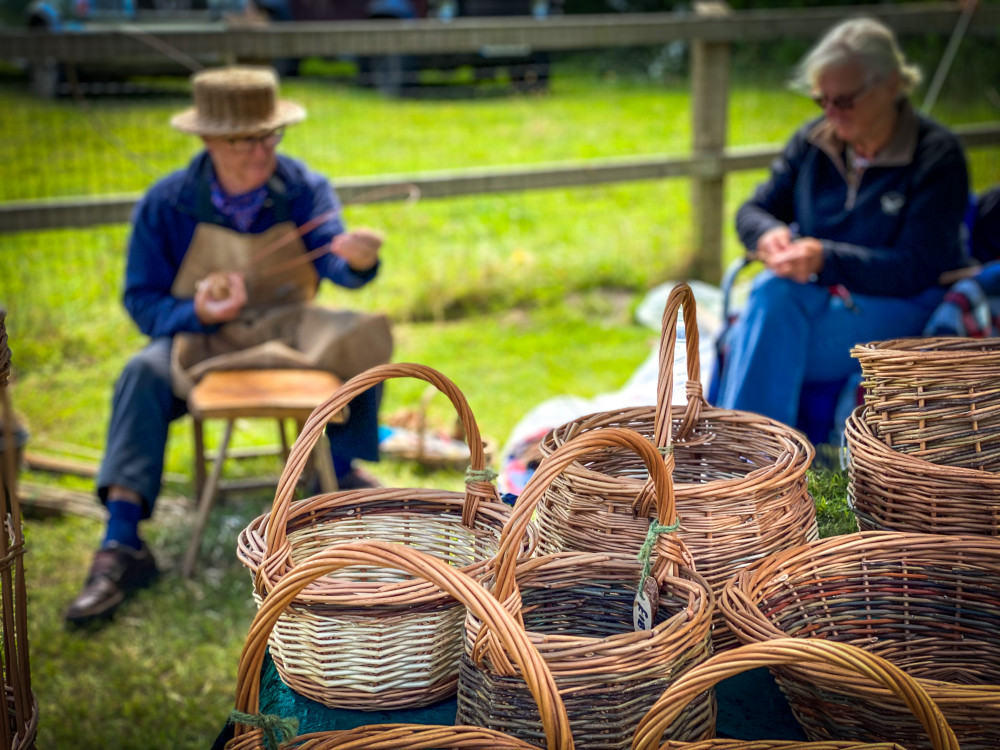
0, 310, 38, 750
631, 638, 959, 750
845, 407, 1000, 535
538, 283, 816, 652
237, 363, 528, 710
852, 337, 1000, 472
719, 531, 1000, 750
458, 427, 716, 750
225, 541, 574, 750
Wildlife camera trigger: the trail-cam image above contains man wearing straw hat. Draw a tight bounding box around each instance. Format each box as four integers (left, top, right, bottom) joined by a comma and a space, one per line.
65, 66, 393, 628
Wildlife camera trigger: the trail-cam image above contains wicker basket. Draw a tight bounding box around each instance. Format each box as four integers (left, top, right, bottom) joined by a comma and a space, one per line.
537, 282, 816, 651
457, 427, 716, 750
852, 337, 1000, 472
631, 638, 959, 750
237, 363, 530, 710
845, 406, 1000, 535
0, 311, 37, 750
719, 531, 1000, 750
226, 541, 574, 750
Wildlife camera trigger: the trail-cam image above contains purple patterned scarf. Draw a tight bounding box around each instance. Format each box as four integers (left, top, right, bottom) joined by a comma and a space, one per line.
210, 178, 268, 233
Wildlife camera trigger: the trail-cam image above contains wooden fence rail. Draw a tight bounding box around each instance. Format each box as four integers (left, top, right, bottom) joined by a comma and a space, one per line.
2, 3, 998, 61
2, 2, 998, 280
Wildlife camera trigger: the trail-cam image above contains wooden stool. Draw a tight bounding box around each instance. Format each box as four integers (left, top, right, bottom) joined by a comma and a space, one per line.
181, 368, 345, 578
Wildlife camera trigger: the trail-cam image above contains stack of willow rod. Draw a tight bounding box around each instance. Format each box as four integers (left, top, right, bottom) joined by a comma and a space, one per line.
630, 638, 959, 750
847, 337, 1000, 535
0, 310, 37, 750
537, 282, 816, 651
237, 363, 530, 710
225, 541, 574, 750
852, 337, 1000, 471
719, 531, 1000, 749
458, 427, 715, 750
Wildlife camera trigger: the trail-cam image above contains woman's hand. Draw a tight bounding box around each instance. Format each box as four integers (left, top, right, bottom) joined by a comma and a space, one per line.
766, 237, 825, 283
331, 228, 383, 272
194, 271, 247, 324
755, 225, 793, 263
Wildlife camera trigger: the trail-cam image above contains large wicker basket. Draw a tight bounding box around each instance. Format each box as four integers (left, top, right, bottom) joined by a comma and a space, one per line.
845, 406, 1000, 535
631, 638, 959, 750
237, 363, 530, 710
537, 282, 816, 651
852, 337, 1000, 471
719, 531, 1000, 750
457, 427, 716, 750
226, 541, 574, 750
0, 310, 37, 750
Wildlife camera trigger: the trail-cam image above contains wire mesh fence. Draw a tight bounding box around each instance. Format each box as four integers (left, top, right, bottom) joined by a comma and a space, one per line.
1, 9, 998, 375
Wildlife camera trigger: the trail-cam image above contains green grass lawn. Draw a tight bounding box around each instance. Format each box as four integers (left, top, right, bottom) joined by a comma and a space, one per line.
2, 53, 997, 748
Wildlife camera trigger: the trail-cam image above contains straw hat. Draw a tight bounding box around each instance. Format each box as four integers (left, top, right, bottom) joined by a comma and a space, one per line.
170, 66, 306, 136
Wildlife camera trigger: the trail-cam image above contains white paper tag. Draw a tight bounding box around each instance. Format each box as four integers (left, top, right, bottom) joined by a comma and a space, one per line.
632, 576, 660, 631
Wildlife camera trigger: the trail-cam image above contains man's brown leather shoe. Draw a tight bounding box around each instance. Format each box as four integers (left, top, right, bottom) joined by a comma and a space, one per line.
64, 543, 159, 628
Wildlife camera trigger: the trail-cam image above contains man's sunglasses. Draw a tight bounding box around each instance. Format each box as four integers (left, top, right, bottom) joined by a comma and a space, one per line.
811, 82, 872, 112
226, 128, 285, 152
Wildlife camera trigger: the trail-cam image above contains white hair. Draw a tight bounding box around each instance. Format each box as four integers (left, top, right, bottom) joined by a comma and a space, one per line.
792, 17, 922, 96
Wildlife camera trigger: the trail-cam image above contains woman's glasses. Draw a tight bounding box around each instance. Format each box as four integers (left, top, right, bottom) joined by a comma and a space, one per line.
812, 82, 872, 111
226, 128, 285, 152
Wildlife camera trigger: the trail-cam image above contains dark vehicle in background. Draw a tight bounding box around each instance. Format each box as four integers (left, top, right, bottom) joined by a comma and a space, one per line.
254, 0, 563, 95
24, 0, 250, 96
21, 0, 561, 97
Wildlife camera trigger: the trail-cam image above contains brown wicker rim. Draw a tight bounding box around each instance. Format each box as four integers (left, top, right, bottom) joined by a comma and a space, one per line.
494, 426, 682, 612
630, 638, 959, 750
0, 310, 36, 750
459, 427, 715, 748
251, 362, 508, 603
539, 281, 813, 522
851, 336, 1000, 471
225, 540, 574, 750
535, 284, 816, 652
845, 405, 1000, 535
718, 530, 1000, 748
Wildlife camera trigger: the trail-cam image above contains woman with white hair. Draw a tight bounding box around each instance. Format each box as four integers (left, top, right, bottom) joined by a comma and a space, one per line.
713, 16, 969, 441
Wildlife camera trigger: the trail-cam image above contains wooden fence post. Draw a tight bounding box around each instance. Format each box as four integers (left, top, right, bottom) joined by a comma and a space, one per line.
689, 0, 732, 283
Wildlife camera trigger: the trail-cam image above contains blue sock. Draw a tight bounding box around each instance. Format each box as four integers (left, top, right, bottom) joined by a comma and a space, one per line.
103, 500, 143, 551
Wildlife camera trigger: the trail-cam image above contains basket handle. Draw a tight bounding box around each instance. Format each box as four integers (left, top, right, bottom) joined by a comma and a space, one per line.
630, 638, 960, 750
262, 363, 498, 563
653, 282, 704, 447
228, 540, 574, 750
493, 426, 679, 607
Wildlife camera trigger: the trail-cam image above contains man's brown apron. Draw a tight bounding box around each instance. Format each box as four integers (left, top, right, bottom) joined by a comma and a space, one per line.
169, 221, 392, 399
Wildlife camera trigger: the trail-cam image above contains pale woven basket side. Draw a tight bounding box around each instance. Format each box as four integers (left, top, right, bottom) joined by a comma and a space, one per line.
845, 406, 1000, 535
852, 337, 1000, 472
236, 363, 528, 710
225, 541, 575, 750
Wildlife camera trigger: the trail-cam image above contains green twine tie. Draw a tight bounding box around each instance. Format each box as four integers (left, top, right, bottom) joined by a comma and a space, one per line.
229, 709, 299, 750
636, 518, 680, 590
465, 467, 498, 483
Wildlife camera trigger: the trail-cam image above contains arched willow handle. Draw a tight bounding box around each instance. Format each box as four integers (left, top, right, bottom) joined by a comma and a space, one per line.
653, 282, 705, 447
630, 638, 960, 750
493, 427, 679, 606
227, 541, 574, 750
263, 363, 498, 564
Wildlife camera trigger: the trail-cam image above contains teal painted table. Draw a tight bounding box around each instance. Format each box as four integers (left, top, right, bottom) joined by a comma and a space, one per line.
213, 650, 806, 747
